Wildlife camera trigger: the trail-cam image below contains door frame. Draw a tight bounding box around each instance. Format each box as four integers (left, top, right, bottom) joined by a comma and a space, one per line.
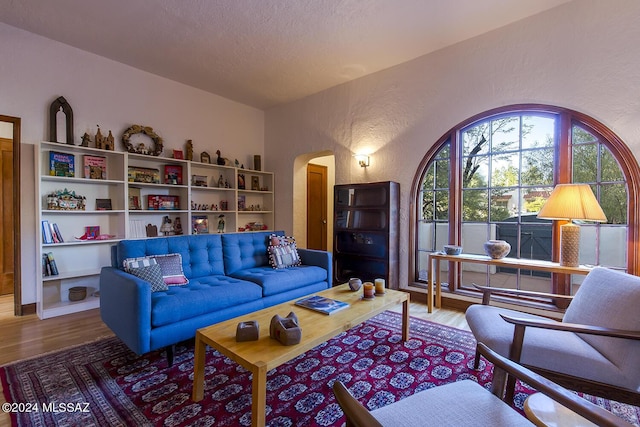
0, 115, 21, 315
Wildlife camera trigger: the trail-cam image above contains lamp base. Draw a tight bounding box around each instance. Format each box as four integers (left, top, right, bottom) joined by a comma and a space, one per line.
560, 223, 580, 267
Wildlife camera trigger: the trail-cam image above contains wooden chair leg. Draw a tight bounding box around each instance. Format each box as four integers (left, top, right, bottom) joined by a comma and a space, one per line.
473, 346, 481, 369
166, 344, 175, 367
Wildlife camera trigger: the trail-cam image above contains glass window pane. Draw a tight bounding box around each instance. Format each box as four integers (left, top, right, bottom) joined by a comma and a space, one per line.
522, 116, 555, 149
491, 116, 520, 152
523, 187, 554, 214
421, 190, 433, 220
573, 125, 597, 144
462, 123, 489, 156
463, 189, 488, 221
491, 153, 519, 187
601, 145, 624, 182
490, 188, 514, 221
461, 223, 490, 254
434, 159, 449, 188
598, 225, 627, 268
522, 148, 554, 186
462, 155, 489, 188
600, 183, 628, 224
434, 190, 450, 221
573, 143, 597, 182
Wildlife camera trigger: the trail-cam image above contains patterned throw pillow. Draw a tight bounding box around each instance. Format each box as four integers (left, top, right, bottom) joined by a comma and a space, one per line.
153, 253, 189, 285
268, 234, 301, 269
123, 257, 168, 292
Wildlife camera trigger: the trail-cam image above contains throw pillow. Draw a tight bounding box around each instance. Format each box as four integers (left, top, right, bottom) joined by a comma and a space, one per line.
268, 234, 301, 269
153, 253, 189, 285
123, 257, 168, 292
128, 263, 168, 292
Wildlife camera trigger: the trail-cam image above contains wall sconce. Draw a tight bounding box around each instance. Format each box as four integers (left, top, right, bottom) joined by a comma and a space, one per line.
354, 154, 370, 168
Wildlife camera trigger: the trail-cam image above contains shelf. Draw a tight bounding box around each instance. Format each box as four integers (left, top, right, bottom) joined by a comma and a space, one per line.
191, 186, 236, 192
42, 268, 102, 282
42, 176, 125, 185
42, 237, 123, 247
129, 209, 189, 214
128, 181, 188, 189
42, 209, 126, 214
41, 296, 100, 319
238, 210, 273, 214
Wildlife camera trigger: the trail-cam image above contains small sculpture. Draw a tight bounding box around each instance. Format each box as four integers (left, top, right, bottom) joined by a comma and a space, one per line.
217, 174, 224, 188
217, 214, 225, 233
105, 130, 115, 150
174, 217, 183, 235
160, 215, 174, 236
236, 320, 259, 342
186, 140, 194, 161
270, 312, 301, 345
80, 132, 91, 147
95, 126, 106, 149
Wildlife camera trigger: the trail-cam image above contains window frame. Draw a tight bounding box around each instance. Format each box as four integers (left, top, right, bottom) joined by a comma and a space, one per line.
410, 104, 640, 292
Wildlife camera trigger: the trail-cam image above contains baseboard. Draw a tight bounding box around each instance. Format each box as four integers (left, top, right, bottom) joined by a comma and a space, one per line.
21, 303, 36, 315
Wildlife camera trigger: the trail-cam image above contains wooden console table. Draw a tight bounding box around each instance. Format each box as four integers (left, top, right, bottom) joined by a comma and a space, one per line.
426, 252, 593, 313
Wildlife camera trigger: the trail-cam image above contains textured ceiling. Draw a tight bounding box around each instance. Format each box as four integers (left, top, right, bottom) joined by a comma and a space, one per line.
0, 0, 570, 109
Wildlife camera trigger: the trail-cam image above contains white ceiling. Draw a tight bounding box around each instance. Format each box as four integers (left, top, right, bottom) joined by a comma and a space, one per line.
0, 0, 570, 109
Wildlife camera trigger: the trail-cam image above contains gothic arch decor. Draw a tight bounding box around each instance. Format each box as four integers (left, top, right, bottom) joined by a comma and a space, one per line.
121, 125, 163, 156
49, 96, 74, 145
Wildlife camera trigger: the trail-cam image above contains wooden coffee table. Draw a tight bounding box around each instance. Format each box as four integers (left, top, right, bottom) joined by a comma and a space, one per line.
191, 284, 410, 427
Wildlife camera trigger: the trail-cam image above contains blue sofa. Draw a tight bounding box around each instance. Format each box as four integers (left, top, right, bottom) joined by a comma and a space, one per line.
100, 231, 332, 361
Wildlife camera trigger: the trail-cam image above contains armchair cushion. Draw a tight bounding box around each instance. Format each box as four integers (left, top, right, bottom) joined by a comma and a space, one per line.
563, 267, 640, 374
371, 380, 534, 426
466, 305, 628, 389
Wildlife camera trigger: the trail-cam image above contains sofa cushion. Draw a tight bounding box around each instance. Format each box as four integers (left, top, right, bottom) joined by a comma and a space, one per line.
222, 231, 282, 274
150, 276, 263, 327
115, 235, 225, 279
229, 265, 327, 297
268, 235, 301, 269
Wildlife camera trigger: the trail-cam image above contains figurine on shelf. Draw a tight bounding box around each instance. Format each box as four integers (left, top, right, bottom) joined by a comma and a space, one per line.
80, 132, 91, 147
218, 174, 224, 188
186, 139, 194, 161
105, 130, 115, 150
95, 126, 106, 149
217, 214, 225, 233
160, 215, 174, 236
174, 217, 183, 235
216, 150, 230, 166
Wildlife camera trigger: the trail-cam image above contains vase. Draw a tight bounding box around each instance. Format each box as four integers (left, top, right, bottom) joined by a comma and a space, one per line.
483, 240, 511, 259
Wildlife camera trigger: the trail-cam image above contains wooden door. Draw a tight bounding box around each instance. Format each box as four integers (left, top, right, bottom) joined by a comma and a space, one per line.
307, 163, 327, 250
0, 137, 13, 295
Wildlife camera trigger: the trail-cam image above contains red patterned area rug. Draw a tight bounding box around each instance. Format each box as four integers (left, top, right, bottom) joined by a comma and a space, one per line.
2, 311, 639, 426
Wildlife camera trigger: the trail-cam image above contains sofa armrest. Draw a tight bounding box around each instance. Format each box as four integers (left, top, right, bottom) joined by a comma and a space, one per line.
99, 266, 152, 355
298, 248, 333, 286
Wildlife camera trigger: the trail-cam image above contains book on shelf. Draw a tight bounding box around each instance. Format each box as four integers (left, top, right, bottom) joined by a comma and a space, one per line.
49, 151, 75, 177
51, 222, 64, 243
294, 295, 350, 315
129, 219, 146, 238
83, 155, 107, 179
43, 252, 59, 276
164, 165, 183, 185
41, 220, 53, 244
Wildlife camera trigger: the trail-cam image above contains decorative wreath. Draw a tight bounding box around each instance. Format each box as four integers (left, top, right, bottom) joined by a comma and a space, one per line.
121, 125, 163, 156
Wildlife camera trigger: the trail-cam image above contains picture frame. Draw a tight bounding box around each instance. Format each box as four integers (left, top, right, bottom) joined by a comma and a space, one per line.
192, 175, 208, 187
201, 151, 211, 164
238, 173, 245, 190
192, 215, 209, 234
173, 149, 184, 159
251, 176, 260, 191
128, 187, 141, 210
96, 198, 112, 210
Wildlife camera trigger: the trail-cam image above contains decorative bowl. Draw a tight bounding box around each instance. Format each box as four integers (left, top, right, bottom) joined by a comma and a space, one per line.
483, 240, 511, 259
443, 245, 463, 255
68, 286, 87, 301
348, 278, 362, 291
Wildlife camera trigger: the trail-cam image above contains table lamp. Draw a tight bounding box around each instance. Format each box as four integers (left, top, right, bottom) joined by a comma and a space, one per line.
537, 184, 607, 267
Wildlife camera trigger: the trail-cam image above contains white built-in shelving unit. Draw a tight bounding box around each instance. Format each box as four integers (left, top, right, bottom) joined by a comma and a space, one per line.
35, 141, 273, 318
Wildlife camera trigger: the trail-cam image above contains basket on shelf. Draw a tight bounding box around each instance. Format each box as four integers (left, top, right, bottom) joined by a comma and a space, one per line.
68, 286, 87, 301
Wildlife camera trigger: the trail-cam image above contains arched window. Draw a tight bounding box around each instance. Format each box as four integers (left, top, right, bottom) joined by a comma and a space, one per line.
412, 105, 640, 297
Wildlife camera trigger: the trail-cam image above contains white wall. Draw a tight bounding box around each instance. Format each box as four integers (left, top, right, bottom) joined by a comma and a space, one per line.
0, 23, 265, 305
265, 0, 640, 288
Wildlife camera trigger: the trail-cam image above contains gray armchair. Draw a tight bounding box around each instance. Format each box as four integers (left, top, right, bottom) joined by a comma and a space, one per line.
332, 342, 631, 426
465, 266, 640, 405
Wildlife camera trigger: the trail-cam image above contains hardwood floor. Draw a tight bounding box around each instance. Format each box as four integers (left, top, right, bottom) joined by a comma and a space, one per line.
0, 294, 467, 366
0, 293, 468, 426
